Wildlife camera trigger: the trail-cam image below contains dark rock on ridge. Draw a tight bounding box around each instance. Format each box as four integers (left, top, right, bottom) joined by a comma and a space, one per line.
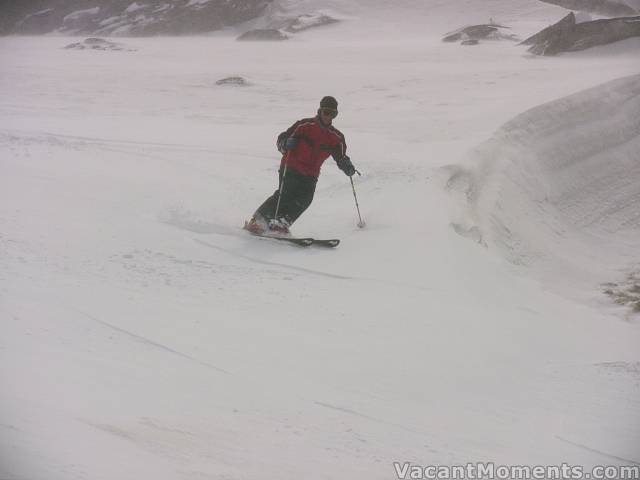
522, 11, 640, 55
521, 11, 577, 53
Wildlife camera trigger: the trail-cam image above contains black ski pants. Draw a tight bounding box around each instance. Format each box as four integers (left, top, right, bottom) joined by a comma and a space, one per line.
255, 167, 318, 226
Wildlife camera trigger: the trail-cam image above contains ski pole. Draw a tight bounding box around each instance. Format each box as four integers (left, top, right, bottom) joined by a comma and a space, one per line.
350, 173, 366, 228
274, 162, 288, 221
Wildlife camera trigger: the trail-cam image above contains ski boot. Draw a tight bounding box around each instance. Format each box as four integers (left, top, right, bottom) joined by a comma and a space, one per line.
267, 218, 291, 237
244, 215, 267, 235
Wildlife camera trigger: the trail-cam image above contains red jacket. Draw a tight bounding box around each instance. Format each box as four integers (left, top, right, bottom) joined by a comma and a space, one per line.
277, 115, 348, 177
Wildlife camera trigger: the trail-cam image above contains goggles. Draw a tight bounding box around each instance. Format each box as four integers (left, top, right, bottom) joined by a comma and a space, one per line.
320, 108, 338, 119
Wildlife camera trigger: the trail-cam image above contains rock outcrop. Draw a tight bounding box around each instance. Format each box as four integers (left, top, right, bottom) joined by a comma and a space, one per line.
442, 24, 519, 44
64, 37, 135, 50
236, 28, 288, 41
1, 0, 272, 36
215, 76, 250, 86
522, 12, 640, 55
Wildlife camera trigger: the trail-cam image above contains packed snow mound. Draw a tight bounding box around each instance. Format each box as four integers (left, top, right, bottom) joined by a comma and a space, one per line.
446, 74, 640, 272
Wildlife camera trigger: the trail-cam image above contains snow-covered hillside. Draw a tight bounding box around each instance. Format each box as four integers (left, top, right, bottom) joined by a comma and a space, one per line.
1, 1, 639, 479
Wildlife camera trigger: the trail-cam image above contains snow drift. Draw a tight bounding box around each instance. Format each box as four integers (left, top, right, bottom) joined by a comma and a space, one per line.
446, 74, 640, 278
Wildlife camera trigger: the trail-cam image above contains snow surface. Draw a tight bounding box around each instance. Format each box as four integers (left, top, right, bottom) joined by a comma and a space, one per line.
1, 1, 640, 479
186, 0, 214, 7
125, 2, 148, 14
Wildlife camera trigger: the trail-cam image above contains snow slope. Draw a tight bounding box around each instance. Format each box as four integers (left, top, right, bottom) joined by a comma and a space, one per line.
1, 1, 640, 479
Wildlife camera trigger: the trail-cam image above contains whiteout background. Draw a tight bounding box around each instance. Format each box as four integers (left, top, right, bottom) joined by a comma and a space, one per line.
1, 1, 639, 479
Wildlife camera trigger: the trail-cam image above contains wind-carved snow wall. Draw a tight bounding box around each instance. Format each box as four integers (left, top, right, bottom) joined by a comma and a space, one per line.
446, 74, 640, 272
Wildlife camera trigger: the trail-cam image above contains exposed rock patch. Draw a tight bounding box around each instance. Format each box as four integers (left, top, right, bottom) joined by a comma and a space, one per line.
603, 270, 640, 315
64, 37, 135, 51
442, 24, 519, 45
237, 28, 288, 41
522, 12, 640, 55
215, 76, 250, 86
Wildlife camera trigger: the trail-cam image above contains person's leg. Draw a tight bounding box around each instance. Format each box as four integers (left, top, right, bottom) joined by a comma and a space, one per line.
277, 170, 317, 226
252, 169, 317, 232
254, 192, 278, 224
253, 168, 286, 224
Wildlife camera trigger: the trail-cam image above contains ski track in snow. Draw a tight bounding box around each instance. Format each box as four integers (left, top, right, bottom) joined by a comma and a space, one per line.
555, 436, 640, 466
164, 212, 437, 291
72, 308, 231, 375
194, 236, 437, 293
195, 237, 353, 280
314, 401, 430, 436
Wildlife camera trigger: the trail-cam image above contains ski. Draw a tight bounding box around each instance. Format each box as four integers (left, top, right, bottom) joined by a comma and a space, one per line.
251, 235, 340, 248
311, 238, 340, 248
261, 235, 314, 247
244, 231, 312, 246
263, 236, 340, 248
243, 223, 339, 248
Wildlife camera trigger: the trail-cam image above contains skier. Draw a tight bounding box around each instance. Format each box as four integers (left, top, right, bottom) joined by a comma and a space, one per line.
245, 96, 357, 236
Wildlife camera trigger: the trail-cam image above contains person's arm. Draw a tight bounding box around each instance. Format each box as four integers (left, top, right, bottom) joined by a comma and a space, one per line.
276, 120, 306, 153
328, 133, 356, 177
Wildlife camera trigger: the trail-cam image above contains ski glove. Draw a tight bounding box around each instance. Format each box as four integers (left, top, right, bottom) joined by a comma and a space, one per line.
284, 137, 299, 150
277, 136, 299, 153
336, 155, 356, 177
